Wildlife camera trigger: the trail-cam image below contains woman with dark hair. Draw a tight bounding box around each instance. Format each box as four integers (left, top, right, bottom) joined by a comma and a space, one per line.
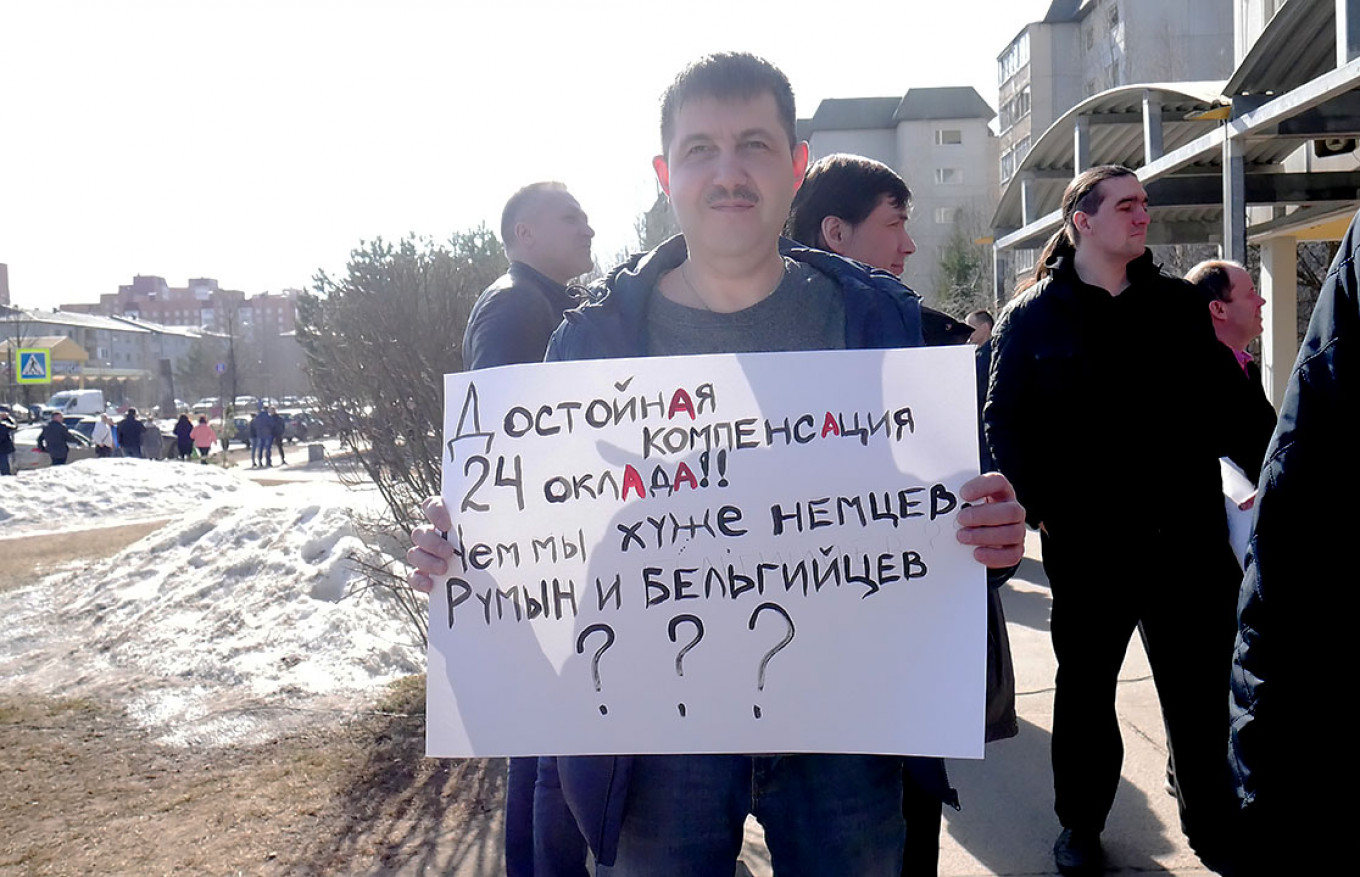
173, 413, 194, 461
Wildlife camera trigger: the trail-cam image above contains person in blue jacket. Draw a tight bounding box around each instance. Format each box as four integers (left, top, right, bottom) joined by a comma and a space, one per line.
410, 52, 1026, 876
787, 152, 1018, 877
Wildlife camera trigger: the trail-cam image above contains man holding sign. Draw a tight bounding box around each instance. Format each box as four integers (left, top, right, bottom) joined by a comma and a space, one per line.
410, 53, 1025, 875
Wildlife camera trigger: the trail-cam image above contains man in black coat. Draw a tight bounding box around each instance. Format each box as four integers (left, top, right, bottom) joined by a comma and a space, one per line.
462, 182, 595, 372
986, 166, 1261, 875
461, 181, 596, 877
0, 409, 19, 476
1228, 210, 1359, 875
268, 406, 287, 465
38, 412, 75, 466
117, 408, 145, 459
1185, 259, 1278, 482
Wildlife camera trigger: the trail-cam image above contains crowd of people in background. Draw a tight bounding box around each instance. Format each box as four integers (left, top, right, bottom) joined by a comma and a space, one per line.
0, 403, 301, 474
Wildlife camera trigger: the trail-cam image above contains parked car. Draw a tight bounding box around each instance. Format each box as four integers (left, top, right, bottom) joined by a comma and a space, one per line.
11, 425, 97, 470
229, 415, 252, 447
192, 397, 221, 416
62, 415, 98, 441
276, 409, 323, 443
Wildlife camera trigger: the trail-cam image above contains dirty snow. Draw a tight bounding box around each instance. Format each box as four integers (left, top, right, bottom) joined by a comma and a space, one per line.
0, 457, 252, 537
0, 458, 427, 746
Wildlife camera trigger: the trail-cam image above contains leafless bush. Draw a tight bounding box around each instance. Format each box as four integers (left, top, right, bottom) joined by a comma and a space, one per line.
297, 231, 507, 645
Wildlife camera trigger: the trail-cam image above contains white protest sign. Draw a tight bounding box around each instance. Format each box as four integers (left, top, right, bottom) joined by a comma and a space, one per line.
427, 346, 985, 759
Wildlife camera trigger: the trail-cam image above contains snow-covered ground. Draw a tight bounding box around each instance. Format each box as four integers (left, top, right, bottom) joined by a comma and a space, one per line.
0, 458, 426, 746
0, 457, 251, 536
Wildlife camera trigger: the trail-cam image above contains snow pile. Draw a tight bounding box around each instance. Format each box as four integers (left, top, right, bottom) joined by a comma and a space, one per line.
0, 457, 251, 537
1, 477, 426, 746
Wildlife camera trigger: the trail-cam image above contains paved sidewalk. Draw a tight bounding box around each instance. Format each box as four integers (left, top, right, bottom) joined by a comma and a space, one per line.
933, 530, 1213, 875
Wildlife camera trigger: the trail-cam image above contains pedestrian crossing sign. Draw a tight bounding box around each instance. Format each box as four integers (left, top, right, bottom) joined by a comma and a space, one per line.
17, 348, 52, 384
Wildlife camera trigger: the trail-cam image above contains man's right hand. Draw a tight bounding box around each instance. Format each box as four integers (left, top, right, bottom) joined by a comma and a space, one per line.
407, 495, 454, 593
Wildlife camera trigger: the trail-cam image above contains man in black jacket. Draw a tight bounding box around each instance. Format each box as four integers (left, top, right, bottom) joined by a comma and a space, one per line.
986, 166, 1260, 875
462, 181, 596, 877
38, 412, 75, 466
1228, 208, 1358, 875
1185, 259, 1278, 481
462, 182, 595, 372
117, 408, 145, 459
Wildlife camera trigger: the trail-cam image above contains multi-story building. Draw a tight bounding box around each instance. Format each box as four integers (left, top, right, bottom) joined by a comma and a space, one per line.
73, 276, 300, 338
996, 0, 1235, 190
798, 87, 999, 302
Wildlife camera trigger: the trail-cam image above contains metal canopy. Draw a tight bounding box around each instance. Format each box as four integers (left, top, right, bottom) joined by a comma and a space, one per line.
993, 0, 1360, 255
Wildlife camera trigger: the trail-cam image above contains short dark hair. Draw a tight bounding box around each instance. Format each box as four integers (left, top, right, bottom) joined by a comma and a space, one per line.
785, 154, 912, 249
659, 53, 797, 156
1185, 259, 1240, 305
500, 181, 570, 249
965, 309, 994, 329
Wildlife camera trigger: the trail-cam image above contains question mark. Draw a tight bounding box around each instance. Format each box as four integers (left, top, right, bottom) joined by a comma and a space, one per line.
575, 623, 616, 716
747, 602, 795, 719
667, 614, 705, 717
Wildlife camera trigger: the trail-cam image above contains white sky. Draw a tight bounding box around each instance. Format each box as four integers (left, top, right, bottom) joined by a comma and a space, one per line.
1, 0, 1053, 311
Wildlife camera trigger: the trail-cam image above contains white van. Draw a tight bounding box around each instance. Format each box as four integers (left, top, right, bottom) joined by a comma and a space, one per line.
41, 389, 106, 420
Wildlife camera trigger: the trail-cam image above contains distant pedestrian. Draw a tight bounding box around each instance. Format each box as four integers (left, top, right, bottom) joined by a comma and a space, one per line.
190, 416, 217, 464
37, 412, 74, 466
92, 413, 116, 458
141, 417, 164, 461
173, 414, 194, 460
269, 406, 287, 465
250, 411, 272, 467
0, 410, 17, 476
118, 408, 145, 459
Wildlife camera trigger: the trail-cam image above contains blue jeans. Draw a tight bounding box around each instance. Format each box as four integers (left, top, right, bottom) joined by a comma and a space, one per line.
596, 754, 904, 877
252, 436, 271, 465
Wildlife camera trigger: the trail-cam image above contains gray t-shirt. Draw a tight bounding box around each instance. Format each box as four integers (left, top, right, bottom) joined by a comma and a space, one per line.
646, 258, 846, 356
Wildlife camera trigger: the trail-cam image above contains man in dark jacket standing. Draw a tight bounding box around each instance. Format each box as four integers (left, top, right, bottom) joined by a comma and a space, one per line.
786, 152, 1017, 876
117, 408, 144, 459
462, 180, 596, 877
38, 412, 75, 466
986, 166, 1261, 875
410, 52, 1027, 875
463, 181, 595, 371
0, 410, 17, 476
1228, 209, 1359, 875
268, 407, 287, 465
1185, 259, 1278, 482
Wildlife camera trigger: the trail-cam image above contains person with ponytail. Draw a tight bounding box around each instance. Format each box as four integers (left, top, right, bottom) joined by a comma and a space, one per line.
984, 166, 1256, 875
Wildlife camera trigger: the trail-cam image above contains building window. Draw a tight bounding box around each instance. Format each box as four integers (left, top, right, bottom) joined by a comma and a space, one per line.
999, 85, 1031, 132
935, 129, 963, 145
934, 207, 960, 224
934, 168, 962, 185
1015, 249, 1038, 275
997, 31, 1030, 84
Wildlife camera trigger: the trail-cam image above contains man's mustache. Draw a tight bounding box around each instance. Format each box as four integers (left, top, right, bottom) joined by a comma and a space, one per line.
705, 185, 759, 205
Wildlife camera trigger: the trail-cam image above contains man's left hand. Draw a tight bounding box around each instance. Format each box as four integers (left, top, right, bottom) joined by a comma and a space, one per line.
954, 472, 1027, 569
